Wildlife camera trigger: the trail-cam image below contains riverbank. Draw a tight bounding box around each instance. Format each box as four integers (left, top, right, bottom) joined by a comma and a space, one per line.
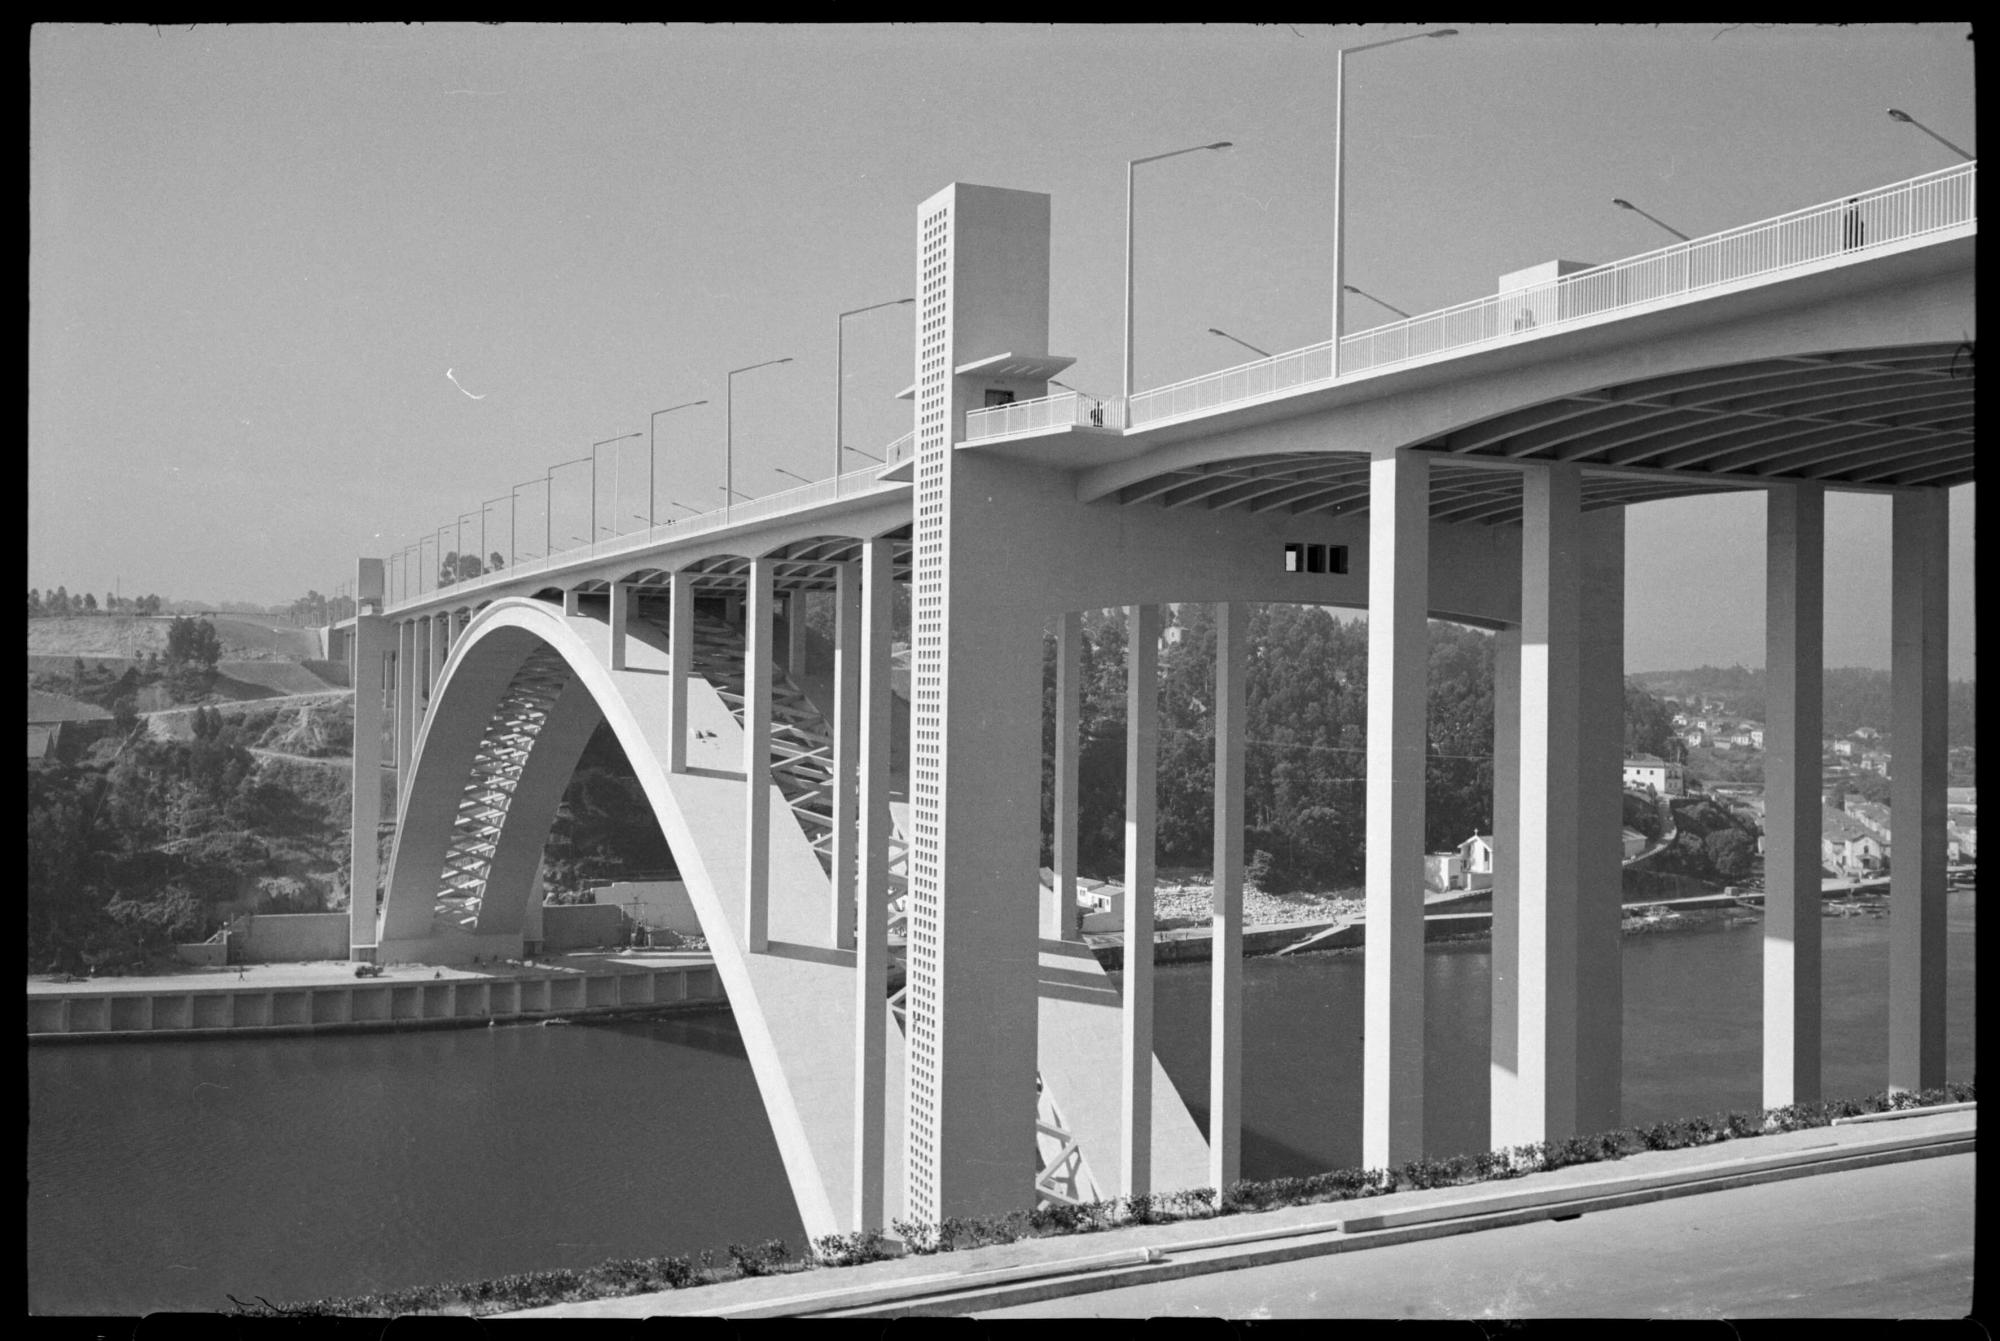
25, 950, 727, 1042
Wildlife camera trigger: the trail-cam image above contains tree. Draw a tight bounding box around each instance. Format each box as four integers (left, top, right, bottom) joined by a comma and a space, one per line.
1703, 827, 1756, 881
164, 616, 224, 671
28, 588, 42, 616
51, 585, 71, 615
488, 551, 506, 573
82, 592, 99, 613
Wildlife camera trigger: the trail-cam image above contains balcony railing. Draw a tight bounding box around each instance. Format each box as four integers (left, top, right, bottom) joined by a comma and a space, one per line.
884, 430, 915, 465
964, 389, 1125, 441
1126, 160, 1976, 429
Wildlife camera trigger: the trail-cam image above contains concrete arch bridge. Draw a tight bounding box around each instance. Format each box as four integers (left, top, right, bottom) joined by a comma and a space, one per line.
327, 162, 1972, 1239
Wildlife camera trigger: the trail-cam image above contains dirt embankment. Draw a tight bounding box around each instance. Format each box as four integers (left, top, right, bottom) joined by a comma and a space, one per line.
27, 615, 322, 662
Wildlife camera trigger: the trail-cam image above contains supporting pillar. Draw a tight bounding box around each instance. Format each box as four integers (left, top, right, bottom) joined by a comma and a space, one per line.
1120, 603, 1160, 1197
1577, 505, 1625, 1135
1048, 611, 1082, 940
608, 581, 631, 671
395, 620, 417, 778
348, 559, 387, 958
831, 562, 862, 949
1889, 487, 1948, 1092
1513, 461, 1585, 1144
1362, 450, 1429, 1169
429, 612, 446, 701
1209, 600, 1247, 1193
1763, 483, 1824, 1108
788, 591, 810, 685
562, 587, 581, 617
667, 571, 693, 774
1489, 623, 1522, 1147
414, 616, 433, 719
852, 538, 894, 1231
744, 556, 775, 953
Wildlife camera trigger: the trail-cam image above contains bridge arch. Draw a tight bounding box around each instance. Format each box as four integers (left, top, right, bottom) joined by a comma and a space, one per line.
377, 595, 903, 1236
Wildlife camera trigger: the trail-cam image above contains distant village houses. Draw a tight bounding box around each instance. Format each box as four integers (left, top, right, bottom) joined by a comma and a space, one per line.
1623, 754, 1685, 796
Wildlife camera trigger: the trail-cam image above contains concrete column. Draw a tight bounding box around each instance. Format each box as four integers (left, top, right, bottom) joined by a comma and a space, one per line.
667, 571, 694, 774
788, 591, 810, 684
348, 557, 388, 958
608, 582, 631, 671
524, 869, 545, 951
429, 612, 446, 699
1120, 603, 1160, 1198
1489, 623, 1522, 1147
562, 587, 581, 617
831, 563, 862, 950
414, 616, 432, 719
395, 621, 417, 778
1577, 506, 1625, 1136
1362, 450, 1429, 1169
852, 538, 894, 1231
1889, 487, 1949, 1092
1209, 600, 1247, 1193
1763, 483, 1824, 1108
1048, 611, 1082, 941
744, 556, 775, 954
1512, 460, 1585, 1144
724, 591, 742, 627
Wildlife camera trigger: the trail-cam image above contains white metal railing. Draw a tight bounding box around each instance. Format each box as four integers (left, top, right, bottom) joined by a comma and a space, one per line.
884, 430, 915, 465
1125, 161, 1976, 430
382, 457, 905, 613
965, 389, 1125, 440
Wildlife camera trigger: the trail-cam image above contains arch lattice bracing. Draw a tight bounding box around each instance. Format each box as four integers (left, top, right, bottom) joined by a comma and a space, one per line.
376, 596, 908, 1237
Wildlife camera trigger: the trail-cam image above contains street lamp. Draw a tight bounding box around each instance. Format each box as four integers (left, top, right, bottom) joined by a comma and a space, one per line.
452, 512, 479, 584
592, 433, 642, 544
1332, 27, 1457, 373
837, 298, 914, 484
480, 496, 510, 574
667, 500, 702, 517
1207, 327, 1271, 358
647, 400, 708, 531
1611, 198, 1691, 242
719, 486, 753, 500
511, 478, 543, 564
774, 466, 813, 486
1125, 140, 1234, 403
546, 456, 591, 560
843, 445, 883, 464
1342, 284, 1410, 319
727, 358, 793, 519
1887, 108, 1973, 163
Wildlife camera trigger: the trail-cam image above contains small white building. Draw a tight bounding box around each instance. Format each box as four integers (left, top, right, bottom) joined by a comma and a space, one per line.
1456, 833, 1495, 886
1425, 850, 1466, 891
1621, 826, 1648, 860
1821, 807, 1886, 878
1622, 755, 1685, 796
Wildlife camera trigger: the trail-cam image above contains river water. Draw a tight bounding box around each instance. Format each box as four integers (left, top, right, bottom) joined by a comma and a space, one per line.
28, 892, 1976, 1315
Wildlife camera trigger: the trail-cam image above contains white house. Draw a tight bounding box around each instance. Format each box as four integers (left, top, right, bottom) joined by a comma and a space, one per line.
1425, 850, 1466, 891
1821, 807, 1886, 878
1456, 833, 1495, 887
1622, 755, 1685, 796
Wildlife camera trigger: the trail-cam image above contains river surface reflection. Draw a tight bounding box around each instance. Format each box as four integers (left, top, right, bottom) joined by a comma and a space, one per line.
28, 892, 1975, 1315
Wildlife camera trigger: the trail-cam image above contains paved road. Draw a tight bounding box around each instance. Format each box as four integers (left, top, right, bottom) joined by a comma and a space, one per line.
979, 1153, 1975, 1319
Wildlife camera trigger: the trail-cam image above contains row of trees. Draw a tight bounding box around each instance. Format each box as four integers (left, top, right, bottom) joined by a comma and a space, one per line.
28, 587, 165, 616
1039, 606, 1505, 894
437, 551, 507, 587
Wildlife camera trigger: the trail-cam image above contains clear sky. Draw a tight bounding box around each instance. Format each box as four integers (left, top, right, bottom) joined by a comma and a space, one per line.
29, 23, 1975, 677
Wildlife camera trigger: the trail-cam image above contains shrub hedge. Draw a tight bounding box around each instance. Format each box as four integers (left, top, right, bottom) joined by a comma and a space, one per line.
246, 1079, 1972, 1317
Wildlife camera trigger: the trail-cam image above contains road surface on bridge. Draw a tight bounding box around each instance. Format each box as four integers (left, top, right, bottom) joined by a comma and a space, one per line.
978, 1152, 1974, 1320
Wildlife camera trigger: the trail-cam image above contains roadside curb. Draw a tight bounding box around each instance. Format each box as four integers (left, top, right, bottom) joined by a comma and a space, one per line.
594, 1114, 1971, 1319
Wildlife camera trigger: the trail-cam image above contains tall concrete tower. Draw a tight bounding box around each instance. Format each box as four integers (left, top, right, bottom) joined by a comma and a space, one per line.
905, 184, 1063, 1222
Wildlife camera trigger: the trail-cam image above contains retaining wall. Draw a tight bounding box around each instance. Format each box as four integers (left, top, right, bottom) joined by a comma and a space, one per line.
28, 962, 726, 1041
